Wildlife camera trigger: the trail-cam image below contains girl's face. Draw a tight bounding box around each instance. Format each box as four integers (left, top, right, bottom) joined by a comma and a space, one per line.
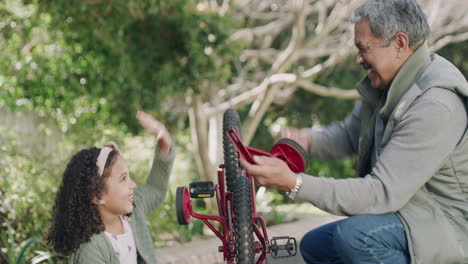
98, 155, 136, 215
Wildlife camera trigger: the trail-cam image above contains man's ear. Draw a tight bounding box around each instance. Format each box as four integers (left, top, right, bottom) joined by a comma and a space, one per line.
394, 32, 410, 50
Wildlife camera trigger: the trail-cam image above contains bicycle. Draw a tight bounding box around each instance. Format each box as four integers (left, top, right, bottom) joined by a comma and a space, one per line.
176, 109, 308, 263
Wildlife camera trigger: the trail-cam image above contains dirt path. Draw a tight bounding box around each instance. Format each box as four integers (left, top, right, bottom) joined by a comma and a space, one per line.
157, 214, 344, 264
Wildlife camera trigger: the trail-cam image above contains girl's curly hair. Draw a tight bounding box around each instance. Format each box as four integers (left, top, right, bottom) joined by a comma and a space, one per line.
47, 147, 119, 255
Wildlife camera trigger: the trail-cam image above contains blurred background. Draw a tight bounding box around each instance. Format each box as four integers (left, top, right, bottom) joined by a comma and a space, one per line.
1, 0, 467, 262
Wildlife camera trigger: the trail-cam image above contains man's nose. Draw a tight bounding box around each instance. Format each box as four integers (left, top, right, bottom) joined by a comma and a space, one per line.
356, 54, 364, 65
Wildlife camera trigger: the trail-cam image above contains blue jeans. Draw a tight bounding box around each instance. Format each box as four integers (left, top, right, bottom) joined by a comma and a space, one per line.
300, 214, 410, 264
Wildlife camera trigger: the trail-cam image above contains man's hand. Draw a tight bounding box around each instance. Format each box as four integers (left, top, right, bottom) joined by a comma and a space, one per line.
239, 156, 297, 192
280, 127, 312, 151
136, 111, 172, 156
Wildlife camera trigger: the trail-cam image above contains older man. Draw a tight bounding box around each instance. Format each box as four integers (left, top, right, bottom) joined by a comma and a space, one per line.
240, 0, 468, 263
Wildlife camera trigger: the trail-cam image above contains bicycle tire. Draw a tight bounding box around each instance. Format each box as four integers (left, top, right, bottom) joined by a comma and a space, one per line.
223, 109, 242, 193
233, 176, 254, 264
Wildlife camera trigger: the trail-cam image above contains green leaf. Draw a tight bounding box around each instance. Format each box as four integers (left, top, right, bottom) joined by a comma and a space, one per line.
31, 250, 59, 264
16, 237, 41, 264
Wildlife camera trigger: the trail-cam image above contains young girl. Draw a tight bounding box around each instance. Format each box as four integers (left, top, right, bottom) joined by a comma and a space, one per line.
47, 111, 175, 263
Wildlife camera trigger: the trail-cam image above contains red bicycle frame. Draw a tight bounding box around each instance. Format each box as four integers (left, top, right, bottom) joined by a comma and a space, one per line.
181, 166, 271, 263
177, 128, 304, 263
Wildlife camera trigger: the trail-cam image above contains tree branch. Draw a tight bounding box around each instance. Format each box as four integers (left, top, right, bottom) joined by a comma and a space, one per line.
243, 0, 307, 143
430, 31, 468, 52
297, 80, 359, 99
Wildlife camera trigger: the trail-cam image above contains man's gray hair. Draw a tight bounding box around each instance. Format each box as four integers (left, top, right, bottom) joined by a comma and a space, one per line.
352, 0, 430, 48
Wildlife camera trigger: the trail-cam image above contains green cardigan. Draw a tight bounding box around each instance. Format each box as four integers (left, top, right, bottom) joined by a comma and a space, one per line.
298, 42, 468, 263
69, 143, 176, 263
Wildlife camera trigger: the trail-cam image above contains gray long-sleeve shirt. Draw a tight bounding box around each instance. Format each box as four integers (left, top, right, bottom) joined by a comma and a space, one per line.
297, 87, 467, 216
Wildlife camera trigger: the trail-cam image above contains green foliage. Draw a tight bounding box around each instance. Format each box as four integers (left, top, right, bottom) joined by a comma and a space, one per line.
0, 124, 67, 263
0, 0, 239, 252
1, 0, 239, 137
0, 225, 60, 264
438, 41, 468, 79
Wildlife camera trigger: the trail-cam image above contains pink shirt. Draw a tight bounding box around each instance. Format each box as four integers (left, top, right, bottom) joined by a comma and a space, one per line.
104, 216, 137, 264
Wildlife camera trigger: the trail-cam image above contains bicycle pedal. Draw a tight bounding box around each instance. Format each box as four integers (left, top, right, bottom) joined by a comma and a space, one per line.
189, 181, 215, 198
270, 236, 297, 258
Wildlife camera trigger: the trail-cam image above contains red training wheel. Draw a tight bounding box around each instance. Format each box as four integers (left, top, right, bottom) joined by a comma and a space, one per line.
271, 138, 308, 173
176, 186, 192, 225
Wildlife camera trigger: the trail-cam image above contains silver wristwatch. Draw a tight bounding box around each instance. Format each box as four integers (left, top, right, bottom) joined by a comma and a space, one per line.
287, 173, 303, 200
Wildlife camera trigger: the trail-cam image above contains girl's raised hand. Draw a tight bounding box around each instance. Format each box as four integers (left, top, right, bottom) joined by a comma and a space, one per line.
136, 111, 172, 155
